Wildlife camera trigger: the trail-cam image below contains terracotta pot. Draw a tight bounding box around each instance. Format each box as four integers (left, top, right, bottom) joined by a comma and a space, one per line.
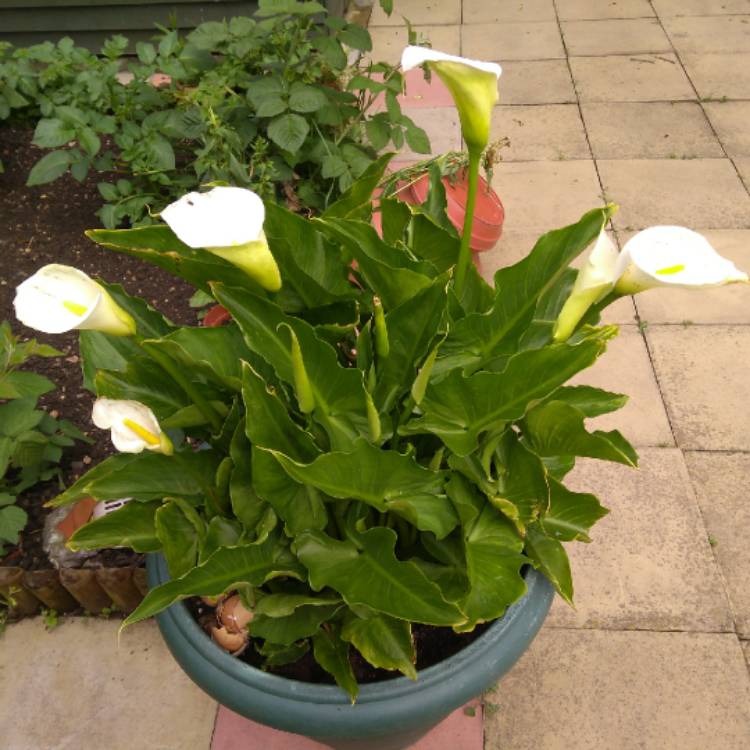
203, 305, 232, 328
392, 171, 505, 252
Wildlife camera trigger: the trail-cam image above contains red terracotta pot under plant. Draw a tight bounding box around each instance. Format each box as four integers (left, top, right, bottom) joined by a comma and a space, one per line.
404, 169, 505, 252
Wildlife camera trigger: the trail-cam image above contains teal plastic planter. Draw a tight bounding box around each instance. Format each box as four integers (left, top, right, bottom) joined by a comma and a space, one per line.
147, 554, 553, 750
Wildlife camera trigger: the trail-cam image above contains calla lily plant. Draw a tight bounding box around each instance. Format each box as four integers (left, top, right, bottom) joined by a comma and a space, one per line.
17, 46, 746, 701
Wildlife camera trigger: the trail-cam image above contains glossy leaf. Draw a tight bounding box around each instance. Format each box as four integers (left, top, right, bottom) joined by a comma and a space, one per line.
312, 626, 358, 701
323, 152, 393, 220
269, 439, 446, 516
68, 500, 160, 552
545, 385, 628, 417
49, 450, 221, 507
524, 400, 638, 467
402, 328, 617, 455
541, 478, 609, 542
156, 500, 202, 577
294, 527, 464, 626
437, 206, 615, 374
525, 523, 573, 605
341, 612, 416, 679
124, 534, 305, 626
229, 421, 269, 531
252, 604, 341, 645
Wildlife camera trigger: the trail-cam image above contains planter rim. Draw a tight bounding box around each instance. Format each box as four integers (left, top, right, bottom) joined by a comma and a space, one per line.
147, 553, 553, 706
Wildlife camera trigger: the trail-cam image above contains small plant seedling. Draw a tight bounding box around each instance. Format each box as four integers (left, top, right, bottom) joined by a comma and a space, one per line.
42, 608, 60, 630
708, 535, 718, 547
638, 320, 650, 333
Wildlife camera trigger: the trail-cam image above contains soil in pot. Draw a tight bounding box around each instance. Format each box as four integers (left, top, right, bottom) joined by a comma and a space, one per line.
188, 597, 491, 685
0, 126, 198, 571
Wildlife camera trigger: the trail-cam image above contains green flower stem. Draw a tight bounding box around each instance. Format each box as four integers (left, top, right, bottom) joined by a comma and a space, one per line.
136, 337, 223, 433
454, 148, 482, 297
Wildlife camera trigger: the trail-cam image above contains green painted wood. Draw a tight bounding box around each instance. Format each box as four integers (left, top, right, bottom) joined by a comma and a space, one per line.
0, 0, 344, 50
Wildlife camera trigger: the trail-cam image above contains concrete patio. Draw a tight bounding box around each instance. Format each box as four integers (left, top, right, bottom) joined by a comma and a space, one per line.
2, 1, 750, 748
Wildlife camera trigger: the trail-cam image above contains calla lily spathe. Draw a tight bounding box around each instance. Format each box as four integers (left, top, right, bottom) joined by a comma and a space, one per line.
161, 186, 281, 292
554, 225, 749, 341
14, 264, 136, 337
401, 46, 501, 153
92, 398, 173, 455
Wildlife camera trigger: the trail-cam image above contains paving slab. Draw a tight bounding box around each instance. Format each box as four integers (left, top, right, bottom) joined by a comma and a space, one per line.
490, 160, 603, 232
702, 101, 750, 158
681, 53, 750, 100
581, 101, 722, 159
0, 618, 217, 750
652, 0, 750, 16
569, 324, 674, 446
597, 158, 750, 230
556, 0, 655, 19
211, 701, 483, 749
645, 325, 750, 450
547, 449, 732, 631
462, 0, 556, 24
662, 14, 750, 54
685, 451, 750, 638
629, 230, 750, 323
570, 53, 695, 102
369, 0, 461, 27
736, 158, 750, 191
491, 104, 590, 162
461, 21, 565, 61
498, 60, 576, 104
561, 18, 672, 56
368, 25, 460, 65
484, 629, 750, 750
744, 641, 750, 672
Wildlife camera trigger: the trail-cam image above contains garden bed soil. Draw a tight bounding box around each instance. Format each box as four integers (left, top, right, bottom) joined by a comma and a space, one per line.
0, 126, 196, 571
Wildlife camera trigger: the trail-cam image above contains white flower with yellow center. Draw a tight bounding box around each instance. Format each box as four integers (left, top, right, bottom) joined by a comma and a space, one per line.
161, 186, 281, 292
92, 398, 173, 455
401, 46, 501, 153
554, 226, 748, 341
14, 265, 136, 337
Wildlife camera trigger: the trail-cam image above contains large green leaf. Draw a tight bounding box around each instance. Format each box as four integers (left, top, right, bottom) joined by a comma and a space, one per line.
228, 422, 269, 531
294, 527, 464, 626
68, 500, 160, 552
402, 328, 617, 455
437, 206, 615, 374
124, 534, 304, 626
94, 358, 189, 420
0, 505, 27, 545
85, 225, 264, 294
49, 450, 221, 507
312, 626, 358, 702
541, 478, 609, 542
524, 400, 638, 467
241, 363, 319, 462
156, 501, 202, 577
252, 447, 328, 536
270, 440, 429, 509
212, 284, 369, 449
525, 523, 573, 604
0, 371, 55, 399
409, 213, 460, 273
79, 280, 175, 390
264, 202, 356, 309
446, 475, 527, 628
252, 604, 341, 645
543, 385, 628, 418
313, 218, 435, 310
341, 612, 416, 680
373, 277, 448, 413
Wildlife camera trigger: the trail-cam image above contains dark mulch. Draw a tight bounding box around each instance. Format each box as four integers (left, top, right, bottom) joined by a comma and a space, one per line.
0, 126, 197, 569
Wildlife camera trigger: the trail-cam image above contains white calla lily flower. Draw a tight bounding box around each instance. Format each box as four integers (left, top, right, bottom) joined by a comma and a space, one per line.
92, 398, 173, 455
401, 46, 501, 152
613, 226, 749, 294
14, 264, 136, 337
161, 186, 281, 292
554, 225, 749, 341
